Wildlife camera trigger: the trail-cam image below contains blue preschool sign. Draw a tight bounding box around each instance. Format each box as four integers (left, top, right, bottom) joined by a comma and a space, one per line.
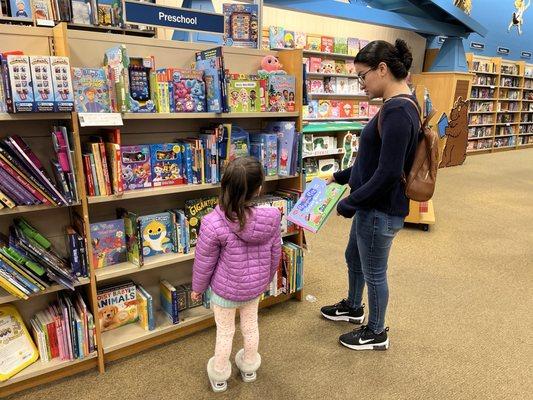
124, 0, 224, 34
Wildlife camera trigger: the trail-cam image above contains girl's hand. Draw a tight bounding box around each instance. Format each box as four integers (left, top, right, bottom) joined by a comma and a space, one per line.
191, 291, 203, 302
325, 175, 335, 185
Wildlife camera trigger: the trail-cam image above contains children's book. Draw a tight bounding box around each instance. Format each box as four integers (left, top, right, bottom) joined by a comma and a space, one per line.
335, 60, 346, 75
150, 143, 184, 186
138, 212, 174, 257
287, 177, 347, 233
223, 3, 258, 49
321, 36, 334, 53
283, 30, 295, 49
97, 0, 123, 27
121, 144, 152, 190
71, 68, 111, 113
267, 75, 296, 112
71, 0, 93, 24
359, 101, 369, 117
31, 0, 52, 22
89, 219, 126, 269
309, 79, 324, 94
269, 26, 284, 49
307, 100, 318, 119
359, 39, 370, 50
184, 196, 218, 247
318, 100, 331, 118
308, 57, 322, 73
195, 47, 226, 113
250, 133, 278, 176
306, 35, 321, 51
294, 31, 306, 49
168, 69, 206, 112
321, 59, 335, 74
96, 281, 138, 332
334, 37, 348, 55
266, 121, 296, 176
9, 0, 32, 18
347, 38, 359, 56
227, 74, 265, 113
160, 280, 178, 324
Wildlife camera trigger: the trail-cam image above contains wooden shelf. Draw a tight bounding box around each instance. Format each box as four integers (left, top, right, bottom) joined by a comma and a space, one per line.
307, 72, 358, 79
0, 278, 90, 305
469, 98, 496, 101
0, 113, 72, 121
468, 110, 496, 114
0, 352, 98, 388
309, 93, 366, 99
0, 16, 33, 25
500, 73, 521, 77
303, 50, 354, 60
519, 132, 533, 135
499, 86, 522, 90
519, 122, 533, 125
66, 23, 156, 37
495, 123, 519, 126
121, 112, 299, 120
469, 70, 498, 75
468, 136, 494, 140
471, 84, 496, 88
0, 203, 79, 217
468, 123, 494, 127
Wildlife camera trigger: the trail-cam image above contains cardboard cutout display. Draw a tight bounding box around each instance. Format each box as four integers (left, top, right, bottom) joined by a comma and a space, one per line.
440, 97, 469, 168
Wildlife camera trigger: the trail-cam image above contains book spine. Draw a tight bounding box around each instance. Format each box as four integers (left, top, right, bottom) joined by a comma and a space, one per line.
0, 258, 40, 293
90, 144, 107, 196
60, 300, 73, 360
0, 168, 38, 205
0, 189, 16, 208
51, 160, 73, 203
115, 147, 123, 194
77, 234, 88, 277
98, 142, 112, 195
75, 316, 84, 359
88, 153, 100, 197
67, 231, 81, 277
172, 289, 179, 324
83, 154, 96, 196
87, 312, 95, 353
1, 56, 14, 113
0, 158, 51, 204
0, 270, 29, 299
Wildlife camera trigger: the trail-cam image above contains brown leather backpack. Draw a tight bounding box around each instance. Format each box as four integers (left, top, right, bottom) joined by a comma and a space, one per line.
377, 96, 438, 202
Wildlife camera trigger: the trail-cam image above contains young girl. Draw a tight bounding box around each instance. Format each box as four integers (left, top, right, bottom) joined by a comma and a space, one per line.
191, 156, 282, 392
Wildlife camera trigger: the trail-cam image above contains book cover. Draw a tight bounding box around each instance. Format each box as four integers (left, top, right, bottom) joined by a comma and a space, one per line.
71, 68, 111, 113
160, 280, 178, 324
31, 0, 52, 21
359, 101, 369, 117
294, 31, 306, 49
136, 288, 149, 331
330, 100, 340, 118
96, 281, 138, 332
71, 0, 92, 24
150, 143, 184, 187
267, 75, 296, 112
335, 60, 346, 74
334, 37, 348, 55
9, 0, 32, 18
308, 57, 322, 73
287, 177, 347, 233
308, 100, 318, 119
339, 101, 354, 118
168, 68, 206, 113
89, 219, 126, 269
309, 79, 324, 94
323, 77, 336, 93
336, 77, 349, 94
136, 284, 154, 330
266, 121, 296, 176
49, 57, 74, 112
321, 36, 334, 53
227, 74, 264, 113
97, 0, 122, 27
347, 38, 359, 56
121, 144, 152, 190
318, 100, 331, 118
138, 212, 174, 257
195, 47, 226, 113
184, 196, 218, 247
5, 55, 34, 112
269, 26, 284, 49
283, 30, 295, 48
306, 35, 321, 51
345, 61, 356, 75
223, 3, 258, 49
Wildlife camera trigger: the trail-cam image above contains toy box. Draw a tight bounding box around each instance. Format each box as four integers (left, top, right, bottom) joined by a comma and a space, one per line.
5, 55, 34, 112
28, 56, 54, 112
128, 56, 156, 113
223, 3, 258, 48
121, 144, 152, 190
49, 56, 74, 112
168, 68, 206, 113
150, 143, 184, 186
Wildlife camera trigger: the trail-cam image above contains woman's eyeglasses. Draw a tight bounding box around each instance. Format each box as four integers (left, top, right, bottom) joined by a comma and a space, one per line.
356, 68, 375, 85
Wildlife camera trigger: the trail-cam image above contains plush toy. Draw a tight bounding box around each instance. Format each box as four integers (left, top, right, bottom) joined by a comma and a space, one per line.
258, 55, 287, 77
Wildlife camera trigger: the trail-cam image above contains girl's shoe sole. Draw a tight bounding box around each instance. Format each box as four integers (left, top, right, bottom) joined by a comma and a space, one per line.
339, 338, 389, 351
321, 312, 365, 324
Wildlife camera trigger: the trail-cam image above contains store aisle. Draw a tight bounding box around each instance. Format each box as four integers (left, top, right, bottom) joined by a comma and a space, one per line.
8, 149, 533, 400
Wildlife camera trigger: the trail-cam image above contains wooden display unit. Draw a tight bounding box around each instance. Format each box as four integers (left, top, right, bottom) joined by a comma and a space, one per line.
0, 23, 305, 396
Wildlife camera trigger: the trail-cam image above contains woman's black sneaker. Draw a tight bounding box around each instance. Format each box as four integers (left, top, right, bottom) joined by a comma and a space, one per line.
320, 299, 365, 324
339, 325, 389, 351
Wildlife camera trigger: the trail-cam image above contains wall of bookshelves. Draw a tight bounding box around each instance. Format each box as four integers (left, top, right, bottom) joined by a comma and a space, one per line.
466, 54, 533, 154
0, 24, 304, 397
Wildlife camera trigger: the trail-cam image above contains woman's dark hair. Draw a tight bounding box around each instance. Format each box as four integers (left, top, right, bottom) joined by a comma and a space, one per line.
354, 39, 413, 80
219, 156, 264, 229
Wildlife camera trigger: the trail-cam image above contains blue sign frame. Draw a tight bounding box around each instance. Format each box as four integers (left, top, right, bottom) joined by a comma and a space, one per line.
124, 0, 224, 34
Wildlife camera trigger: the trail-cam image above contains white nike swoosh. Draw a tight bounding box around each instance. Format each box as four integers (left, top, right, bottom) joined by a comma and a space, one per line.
335, 310, 349, 315
358, 338, 374, 344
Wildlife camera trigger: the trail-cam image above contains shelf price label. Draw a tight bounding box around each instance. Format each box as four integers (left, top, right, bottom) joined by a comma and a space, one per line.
79, 113, 124, 127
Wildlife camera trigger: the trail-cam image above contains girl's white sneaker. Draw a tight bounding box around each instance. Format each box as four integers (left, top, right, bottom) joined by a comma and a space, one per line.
234, 349, 261, 383
207, 357, 231, 393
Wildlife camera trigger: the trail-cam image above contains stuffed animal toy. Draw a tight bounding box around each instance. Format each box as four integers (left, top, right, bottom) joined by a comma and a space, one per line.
258, 55, 286, 77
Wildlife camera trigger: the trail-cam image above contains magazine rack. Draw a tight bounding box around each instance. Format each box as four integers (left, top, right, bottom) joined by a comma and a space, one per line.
0, 22, 304, 396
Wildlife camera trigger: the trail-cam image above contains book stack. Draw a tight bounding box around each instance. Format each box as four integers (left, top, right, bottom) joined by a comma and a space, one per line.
136, 283, 154, 331
0, 217, 82, 299
0, 131, 77, 209
159, 280, 204, 324
82, 131, 121, 197
30, 291, 96, 363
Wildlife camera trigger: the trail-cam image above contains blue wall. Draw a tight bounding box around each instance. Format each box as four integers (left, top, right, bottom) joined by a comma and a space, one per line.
429, 1, 532, 60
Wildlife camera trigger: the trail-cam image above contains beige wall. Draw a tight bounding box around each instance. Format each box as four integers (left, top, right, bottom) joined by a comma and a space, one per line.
155, 0, 426, 73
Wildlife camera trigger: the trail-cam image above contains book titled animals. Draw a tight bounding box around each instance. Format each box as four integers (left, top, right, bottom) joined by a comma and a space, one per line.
287, 177, 347, 233
97, 281, 138, 332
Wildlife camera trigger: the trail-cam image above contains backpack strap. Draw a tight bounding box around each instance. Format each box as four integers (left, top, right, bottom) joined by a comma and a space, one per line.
377, 95, 423, 137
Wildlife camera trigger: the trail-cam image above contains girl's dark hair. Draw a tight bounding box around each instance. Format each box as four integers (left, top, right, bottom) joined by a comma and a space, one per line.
354, 39, 413, 80
219, 156, 264, 229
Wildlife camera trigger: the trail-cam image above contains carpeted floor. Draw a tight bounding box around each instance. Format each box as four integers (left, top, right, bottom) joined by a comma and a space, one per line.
6, 149, 533, 400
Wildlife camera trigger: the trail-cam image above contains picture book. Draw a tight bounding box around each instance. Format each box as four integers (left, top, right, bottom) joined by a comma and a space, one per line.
318, 99, 331, 118
250, 133, 278, 176
335, 60, 346, 74
117, 208, 142, 267
368, 104, 380, 118
359, 101, 369, 117
321, 59, 335, 74
334, 37, 348, 55
307, 100, 318, 119
195, 47, 226, 113
160, 280, 178, 324
97, 281, 138, 332
267, 75, 296, 112
269, 26, 285, 49
323, 77, 335, 93
138, 212, 174, 257
227, 74, 264, 113
330, 100, 340, 118
266, 121, 296, 176
223, 3, 258, 49
348, 78, 359, 94
97, 0, 123, 27
294, 31, 307, 49
339, 101, 354, 118
49, 56, 74, 112
9, 0, 32, 18
71, 68, 111, 113
306, 35, 321, 51
168, 68, 206, 112
28, 56, 54, 112
71, 0, 93, 25
5, 55, 34, 112
31, 0, 52, 21
318, 158, 339, 175
359, 39, 370, 50
150, 143, 184, 186
121, 144, 152, 190
347, 38, 359, 56
345, 61, 356, 75
283, 30, 295, 48
288, 178, 346, 233
336, 77, 349, 94
309, 79, 324, 94
321, 36, 334, 53
308, 57, 322, 73
89, 219, 126, 269
184, 196, 218, 247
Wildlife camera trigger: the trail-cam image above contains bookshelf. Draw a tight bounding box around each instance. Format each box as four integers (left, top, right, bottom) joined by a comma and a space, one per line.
466, 54, 533, 153
0, 23, 305, 396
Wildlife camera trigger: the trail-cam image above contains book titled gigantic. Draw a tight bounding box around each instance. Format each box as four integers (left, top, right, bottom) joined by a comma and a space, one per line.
287, 178, 347, 233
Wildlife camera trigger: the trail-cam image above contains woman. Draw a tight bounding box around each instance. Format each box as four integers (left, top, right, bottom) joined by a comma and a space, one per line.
320, 39, 420, 351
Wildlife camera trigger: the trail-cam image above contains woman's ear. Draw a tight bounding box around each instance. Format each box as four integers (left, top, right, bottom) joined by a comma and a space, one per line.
378, 61, 388, 77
